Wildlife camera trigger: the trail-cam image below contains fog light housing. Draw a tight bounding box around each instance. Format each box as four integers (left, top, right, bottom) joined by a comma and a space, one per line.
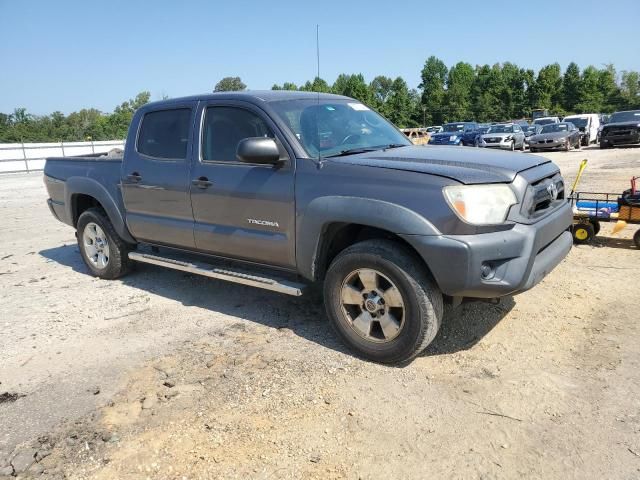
481, 262, 495, 280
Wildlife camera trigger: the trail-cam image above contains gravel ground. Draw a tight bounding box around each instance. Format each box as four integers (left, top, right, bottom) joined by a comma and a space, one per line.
0, 145, 639, 479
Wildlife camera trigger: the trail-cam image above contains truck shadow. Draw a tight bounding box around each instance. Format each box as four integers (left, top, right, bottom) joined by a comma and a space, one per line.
39, 244, 513, 363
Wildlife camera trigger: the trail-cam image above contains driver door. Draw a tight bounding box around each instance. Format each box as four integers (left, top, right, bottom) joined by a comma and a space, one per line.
189, 101, 296, 268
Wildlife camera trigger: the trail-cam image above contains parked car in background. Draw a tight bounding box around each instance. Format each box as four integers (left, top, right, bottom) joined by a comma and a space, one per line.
477, 123, 491, 134
511, 119, 530, 129
479, 123, 526, 151
528, 122, 581, 152
599, 110, 640, 148
533, 116, 561, 126
563, 114, 600, 146
428, 122, 480, 146
524, 124, 543, 146
426, 125, 443, 134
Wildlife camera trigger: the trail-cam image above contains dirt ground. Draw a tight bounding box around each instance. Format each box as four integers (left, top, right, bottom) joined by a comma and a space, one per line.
1, 146, 639, 479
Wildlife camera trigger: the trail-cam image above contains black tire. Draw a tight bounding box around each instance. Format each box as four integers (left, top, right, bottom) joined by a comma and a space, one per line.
564, 139, 572, 152
589, 219, 601, 235
77, 207, 133, 279
520, 139, 526, 151
574, 137, 581, 150
510, 140, 515, 151
581, 135, 589, 147
323, 239, 443, 364
600, 141, 610, 149
572, 223, 595, 244
530, 147, 538, 153
634, 229, 640, 249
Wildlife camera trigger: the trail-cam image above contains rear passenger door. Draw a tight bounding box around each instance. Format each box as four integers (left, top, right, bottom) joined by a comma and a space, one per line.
189, 101, 296, 268
121, 103, 197, 248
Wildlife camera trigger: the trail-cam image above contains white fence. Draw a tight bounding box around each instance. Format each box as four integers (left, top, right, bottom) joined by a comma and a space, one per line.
0, 140, 125, 174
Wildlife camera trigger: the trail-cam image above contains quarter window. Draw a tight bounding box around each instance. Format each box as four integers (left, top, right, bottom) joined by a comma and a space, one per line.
202, 107, 274, 162
137, 108, 191, 159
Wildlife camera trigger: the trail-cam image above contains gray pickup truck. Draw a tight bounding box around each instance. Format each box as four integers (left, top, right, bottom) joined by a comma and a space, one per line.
44, 91, 572, 363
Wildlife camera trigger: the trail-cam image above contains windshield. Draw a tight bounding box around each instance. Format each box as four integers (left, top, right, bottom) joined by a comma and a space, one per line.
477, 126, 491, 133
541, 123, 570, 134
443, 123, 467, 132
268, 99, 411, 157
609, 111, 640, 123
487, 124, 514, 134
526, 126, 539, 133
564, 117, 588, 128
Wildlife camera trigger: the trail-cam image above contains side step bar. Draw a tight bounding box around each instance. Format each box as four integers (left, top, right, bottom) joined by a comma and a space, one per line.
128, 252, 305, 296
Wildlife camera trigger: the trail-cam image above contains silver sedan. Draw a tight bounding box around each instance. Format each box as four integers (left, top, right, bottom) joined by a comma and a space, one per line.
479, 123, 526, 151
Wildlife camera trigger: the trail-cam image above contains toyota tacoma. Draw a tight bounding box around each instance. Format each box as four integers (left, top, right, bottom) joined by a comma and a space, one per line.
44, 91, 572, 364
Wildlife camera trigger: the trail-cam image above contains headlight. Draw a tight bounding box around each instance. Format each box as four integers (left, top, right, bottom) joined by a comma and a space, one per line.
503, 135, 512, 141
443, 184, 517, 225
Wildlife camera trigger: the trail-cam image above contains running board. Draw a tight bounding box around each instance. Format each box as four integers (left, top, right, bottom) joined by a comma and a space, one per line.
128, 252, 305, 296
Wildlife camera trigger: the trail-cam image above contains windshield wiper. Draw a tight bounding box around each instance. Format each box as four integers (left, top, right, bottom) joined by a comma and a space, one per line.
324, 144, 407, 158
324, 147, 381, 158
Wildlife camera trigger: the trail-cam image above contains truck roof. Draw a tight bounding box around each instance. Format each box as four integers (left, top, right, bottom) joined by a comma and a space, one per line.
142, 90, 350, 110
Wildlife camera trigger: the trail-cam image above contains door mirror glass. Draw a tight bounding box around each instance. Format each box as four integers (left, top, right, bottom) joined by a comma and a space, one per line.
236, 137, 281, 164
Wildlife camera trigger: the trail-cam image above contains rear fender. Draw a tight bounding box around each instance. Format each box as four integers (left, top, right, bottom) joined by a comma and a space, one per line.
65, 176, 136, 244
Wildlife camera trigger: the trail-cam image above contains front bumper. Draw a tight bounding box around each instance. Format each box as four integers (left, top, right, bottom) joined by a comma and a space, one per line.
402, 200, 572, 298
528, 139, 565, 150
601, 131, 640, 146
429, 137, 462, 146
480, 139, 512, 150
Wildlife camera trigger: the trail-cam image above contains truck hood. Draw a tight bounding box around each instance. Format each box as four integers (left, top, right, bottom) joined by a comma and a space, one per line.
328, 145, 552, 184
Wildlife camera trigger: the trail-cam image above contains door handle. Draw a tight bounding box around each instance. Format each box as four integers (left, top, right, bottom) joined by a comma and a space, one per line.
126, 172, 142, 183
192, 176, 213, 189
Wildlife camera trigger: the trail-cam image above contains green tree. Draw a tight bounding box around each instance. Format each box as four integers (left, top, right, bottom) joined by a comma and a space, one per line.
531, 63, 562, 112
471, 64, 504, 122
419, 56, 448, 125
576, 66, 604, 112
620, 71, 640, 109
386, 77, 412, 127
300, 77, 331, 93
562, 62, 581, 112
445, 61, 474, 121
214, 76, 246, 92
369, 75, 394, 116
599, 64, 622, 112
331, 74, 372, 104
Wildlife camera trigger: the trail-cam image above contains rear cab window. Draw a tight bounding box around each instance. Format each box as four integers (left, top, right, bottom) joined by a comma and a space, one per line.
137, 108, 192, 160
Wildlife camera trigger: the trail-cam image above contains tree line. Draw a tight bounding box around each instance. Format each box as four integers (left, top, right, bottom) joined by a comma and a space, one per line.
2, 58, 639, 143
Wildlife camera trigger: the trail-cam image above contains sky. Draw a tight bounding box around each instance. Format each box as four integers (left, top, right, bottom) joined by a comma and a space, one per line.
1, 0, 639, 115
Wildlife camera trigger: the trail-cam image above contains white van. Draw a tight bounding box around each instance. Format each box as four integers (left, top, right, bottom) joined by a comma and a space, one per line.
562, 114, 601, 146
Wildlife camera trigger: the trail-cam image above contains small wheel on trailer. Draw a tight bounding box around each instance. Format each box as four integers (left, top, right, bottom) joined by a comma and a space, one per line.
634, 229, 640, 249
589, 219, 601, 236
572, 222, 595, 244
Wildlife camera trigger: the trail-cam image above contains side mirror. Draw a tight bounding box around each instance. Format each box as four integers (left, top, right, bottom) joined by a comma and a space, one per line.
236, 137, 281, 165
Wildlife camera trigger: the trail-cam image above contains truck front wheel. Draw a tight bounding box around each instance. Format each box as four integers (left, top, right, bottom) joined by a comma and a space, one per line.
323, 239, 443, 364
77, 207, 133, 279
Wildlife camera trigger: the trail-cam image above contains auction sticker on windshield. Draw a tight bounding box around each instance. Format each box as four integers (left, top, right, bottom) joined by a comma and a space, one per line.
348, 103, 370, 111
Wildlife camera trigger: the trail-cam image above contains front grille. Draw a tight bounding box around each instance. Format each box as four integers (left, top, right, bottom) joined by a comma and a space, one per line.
485, 137, 501, 143
522, 173, 565, 219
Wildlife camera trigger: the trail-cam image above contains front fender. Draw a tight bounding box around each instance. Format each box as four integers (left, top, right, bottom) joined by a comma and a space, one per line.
296, 196, 440, 280
64, 176, 136, 244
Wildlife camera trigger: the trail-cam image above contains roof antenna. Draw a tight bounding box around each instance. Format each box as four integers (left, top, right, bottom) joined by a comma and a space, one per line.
315, 24, 325, 169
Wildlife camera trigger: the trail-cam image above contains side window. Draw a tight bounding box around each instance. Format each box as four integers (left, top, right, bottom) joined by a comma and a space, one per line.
514, 125, 521, 132
202, 107, 274, 162
137, 108, 191, 160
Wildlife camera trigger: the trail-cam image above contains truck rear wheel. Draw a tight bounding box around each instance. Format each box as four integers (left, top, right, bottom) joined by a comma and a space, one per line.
77, 207, 133, 279
323, 239, 443, 364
